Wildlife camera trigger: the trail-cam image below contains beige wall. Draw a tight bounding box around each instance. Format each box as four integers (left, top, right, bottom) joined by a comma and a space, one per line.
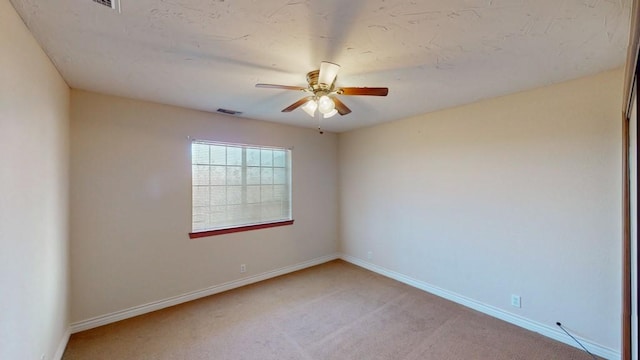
339, 69, 623, 352
69, 90, 339, 322
0, 0, 70, 359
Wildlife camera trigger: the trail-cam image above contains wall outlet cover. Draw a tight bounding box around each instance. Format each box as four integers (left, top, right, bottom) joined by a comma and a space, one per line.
511, 294, 521, 308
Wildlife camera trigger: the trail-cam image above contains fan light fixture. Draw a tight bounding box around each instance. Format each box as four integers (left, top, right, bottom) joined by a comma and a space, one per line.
300, 95, 338, 118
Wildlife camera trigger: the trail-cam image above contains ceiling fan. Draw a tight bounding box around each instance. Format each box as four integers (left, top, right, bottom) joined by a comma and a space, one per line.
256, 61, 389, 119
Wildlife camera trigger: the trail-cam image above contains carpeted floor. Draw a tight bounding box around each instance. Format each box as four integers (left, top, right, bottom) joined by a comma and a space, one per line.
63, 260, 597, 359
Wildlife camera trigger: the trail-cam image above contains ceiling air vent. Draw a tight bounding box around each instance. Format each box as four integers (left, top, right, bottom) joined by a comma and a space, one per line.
217, 108, 243, 116
92, 0, 121, 12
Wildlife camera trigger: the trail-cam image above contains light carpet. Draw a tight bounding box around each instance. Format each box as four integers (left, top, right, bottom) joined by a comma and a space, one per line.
63, 260, 598, 359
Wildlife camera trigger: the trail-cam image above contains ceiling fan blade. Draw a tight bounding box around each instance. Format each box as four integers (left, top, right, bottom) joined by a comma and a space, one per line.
282, 96, 314, 112
338, 87, 389, 96
331, 97, 352, 115
256, 83, 307, 91
318, 61, 341, 87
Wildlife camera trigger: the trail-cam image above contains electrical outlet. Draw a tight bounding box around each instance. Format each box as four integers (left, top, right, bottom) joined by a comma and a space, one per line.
240, 264, 246, 273
367, 251, 372, 260
511, 294, 521, 308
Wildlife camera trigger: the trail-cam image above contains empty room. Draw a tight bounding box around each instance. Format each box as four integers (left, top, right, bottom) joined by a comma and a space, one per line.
2, 0, 639, 359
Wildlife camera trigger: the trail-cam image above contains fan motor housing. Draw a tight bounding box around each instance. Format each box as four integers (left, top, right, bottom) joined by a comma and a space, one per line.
306, 70, 335, 91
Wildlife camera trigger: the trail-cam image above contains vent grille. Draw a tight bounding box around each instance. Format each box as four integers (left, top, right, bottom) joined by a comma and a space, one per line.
92, 0, 112, 8
217, 108, 243, 115
92, 0, 120, 12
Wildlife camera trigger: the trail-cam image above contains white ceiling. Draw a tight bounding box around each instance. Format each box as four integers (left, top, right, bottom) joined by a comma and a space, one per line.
10, 0, 631, 132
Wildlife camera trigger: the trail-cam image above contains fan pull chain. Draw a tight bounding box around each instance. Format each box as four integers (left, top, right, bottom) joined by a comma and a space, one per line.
317, 111, 324, 134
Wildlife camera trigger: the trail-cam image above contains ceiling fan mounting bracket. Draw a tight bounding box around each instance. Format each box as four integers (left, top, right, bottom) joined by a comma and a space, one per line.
306, 70, 335, 93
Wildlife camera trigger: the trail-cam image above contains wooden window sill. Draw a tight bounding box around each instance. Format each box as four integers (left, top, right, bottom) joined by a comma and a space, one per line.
189, 219, 294, 239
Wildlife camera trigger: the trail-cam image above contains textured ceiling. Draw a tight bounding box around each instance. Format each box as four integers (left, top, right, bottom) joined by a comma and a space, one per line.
9, 0, 632, 132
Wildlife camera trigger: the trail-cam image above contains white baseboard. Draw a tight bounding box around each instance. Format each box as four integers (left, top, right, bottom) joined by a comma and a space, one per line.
70, 254, 339, 333
67, 253, 618, 359
54, 328, 70, 360
340, 254, 620, 360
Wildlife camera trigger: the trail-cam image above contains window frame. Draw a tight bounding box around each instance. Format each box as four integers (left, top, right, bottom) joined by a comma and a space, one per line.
188, 140, 293, 239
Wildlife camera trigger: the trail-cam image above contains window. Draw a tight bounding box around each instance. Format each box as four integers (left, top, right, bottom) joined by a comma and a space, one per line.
189, 140, 293, 238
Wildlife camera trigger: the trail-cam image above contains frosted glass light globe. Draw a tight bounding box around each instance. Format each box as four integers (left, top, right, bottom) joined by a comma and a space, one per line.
317, 95, 335, 114
301, 99, 317, 117
323, 109, 338, 118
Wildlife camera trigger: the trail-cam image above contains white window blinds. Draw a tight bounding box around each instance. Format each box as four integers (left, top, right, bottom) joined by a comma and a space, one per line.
191, 140, 292, 232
